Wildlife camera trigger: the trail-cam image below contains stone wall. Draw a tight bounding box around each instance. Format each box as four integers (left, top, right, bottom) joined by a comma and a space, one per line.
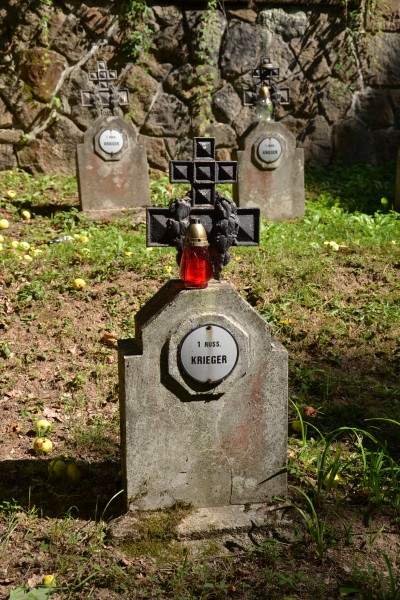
0, 0, 399, 175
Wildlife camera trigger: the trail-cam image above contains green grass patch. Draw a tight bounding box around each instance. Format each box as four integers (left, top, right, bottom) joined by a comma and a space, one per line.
0, 162, 399, 598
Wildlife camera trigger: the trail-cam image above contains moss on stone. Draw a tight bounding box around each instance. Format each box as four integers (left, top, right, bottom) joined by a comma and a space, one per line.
119, 502, 193, 562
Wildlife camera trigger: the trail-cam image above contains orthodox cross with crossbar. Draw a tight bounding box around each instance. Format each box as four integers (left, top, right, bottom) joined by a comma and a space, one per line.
243, 57, 290, 111
80, 60, 129, 115
147, 137, 260, 279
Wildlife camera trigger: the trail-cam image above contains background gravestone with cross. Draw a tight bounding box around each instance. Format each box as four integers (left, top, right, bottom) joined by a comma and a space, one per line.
118, 136, 288, 512
76, 60, 150, 217
233, 58, 305, 221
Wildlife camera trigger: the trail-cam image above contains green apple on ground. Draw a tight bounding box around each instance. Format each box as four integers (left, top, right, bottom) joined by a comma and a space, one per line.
48, 458, 67, 479
42, 574, 56, 587
0, 219, 10, 229
72, 277, 87, 290
21, 209, 31, 220
34, 418, 52, 435
33, 437, 53, 455
291, 420, 304, 433
322, 471, 343, 487
66, 460, 89, 482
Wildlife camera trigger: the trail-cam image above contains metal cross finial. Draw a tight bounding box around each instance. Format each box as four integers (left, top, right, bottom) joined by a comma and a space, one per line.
243, 57, 290, 111
80, 60, 129, 116
147, 137, 260, 280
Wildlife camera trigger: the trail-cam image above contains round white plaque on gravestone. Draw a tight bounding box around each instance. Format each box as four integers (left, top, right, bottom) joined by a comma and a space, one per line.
98, 129, 124, 155
257, 137, 282, 164
180, 324, 238, 384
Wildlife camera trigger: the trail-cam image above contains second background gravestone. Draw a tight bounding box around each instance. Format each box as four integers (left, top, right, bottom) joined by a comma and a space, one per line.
234, 58, 305, 221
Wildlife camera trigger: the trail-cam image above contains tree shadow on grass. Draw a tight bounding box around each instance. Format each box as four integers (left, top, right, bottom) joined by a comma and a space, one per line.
30, 203, 80, 218
0, 458, 124, 520
288, 355, 400, 458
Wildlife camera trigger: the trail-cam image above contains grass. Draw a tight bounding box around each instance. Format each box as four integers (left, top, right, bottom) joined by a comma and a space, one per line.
0, 162, 399, 598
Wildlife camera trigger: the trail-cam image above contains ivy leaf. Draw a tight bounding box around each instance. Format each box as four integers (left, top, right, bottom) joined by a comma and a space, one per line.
8, 587, 53, 600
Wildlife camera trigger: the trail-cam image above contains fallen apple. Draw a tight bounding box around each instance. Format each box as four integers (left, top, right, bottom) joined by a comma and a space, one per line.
302, 406, 318, 418
21, 209, 31, 221
48, 458, 66, 479
0, 219, 10, 230
72, 277, 86, 290
35, 418, 52, 435
66, 460, 89, 482
33, 437, 53, 455
322, 472, 342, 488
291, 420, 304, 433
42, 574, 56, 587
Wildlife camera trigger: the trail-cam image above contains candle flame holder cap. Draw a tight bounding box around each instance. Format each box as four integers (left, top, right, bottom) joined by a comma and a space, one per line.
260, 58, 275, 70
259, 85, 271, 99
184, 217, 209, 247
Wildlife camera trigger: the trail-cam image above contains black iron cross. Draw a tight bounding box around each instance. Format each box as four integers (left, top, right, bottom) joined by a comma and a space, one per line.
147, 137, 260, 278
80, 60, 129, 115
243, 57, 290, 109
169, 137, 237, 206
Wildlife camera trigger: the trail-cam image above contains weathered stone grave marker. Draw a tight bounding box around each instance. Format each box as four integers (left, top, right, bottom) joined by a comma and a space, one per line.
118, 137, 288, 513
233, 58, 305, 221
77, 60, 150, 217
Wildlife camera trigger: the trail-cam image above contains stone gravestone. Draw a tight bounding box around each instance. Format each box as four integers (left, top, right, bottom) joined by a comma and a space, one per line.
233, 58, 305, 221
118, 137, 288, 512
77, 60, 150, 217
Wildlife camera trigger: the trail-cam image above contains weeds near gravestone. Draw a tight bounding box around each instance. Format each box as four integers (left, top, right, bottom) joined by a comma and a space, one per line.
378, 551, 400, 599
289, 419, 400, 509
279, 486, 330, 558
283, 420, 400, 567
0, 500, 36, 553
340, 551, 400, 599
353, 420, 400, 509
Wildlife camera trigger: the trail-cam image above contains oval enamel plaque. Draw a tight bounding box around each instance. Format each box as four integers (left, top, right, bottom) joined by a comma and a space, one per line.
257, 137, 282, 164
98, 129, 124, 154
180, 324, 238, 384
